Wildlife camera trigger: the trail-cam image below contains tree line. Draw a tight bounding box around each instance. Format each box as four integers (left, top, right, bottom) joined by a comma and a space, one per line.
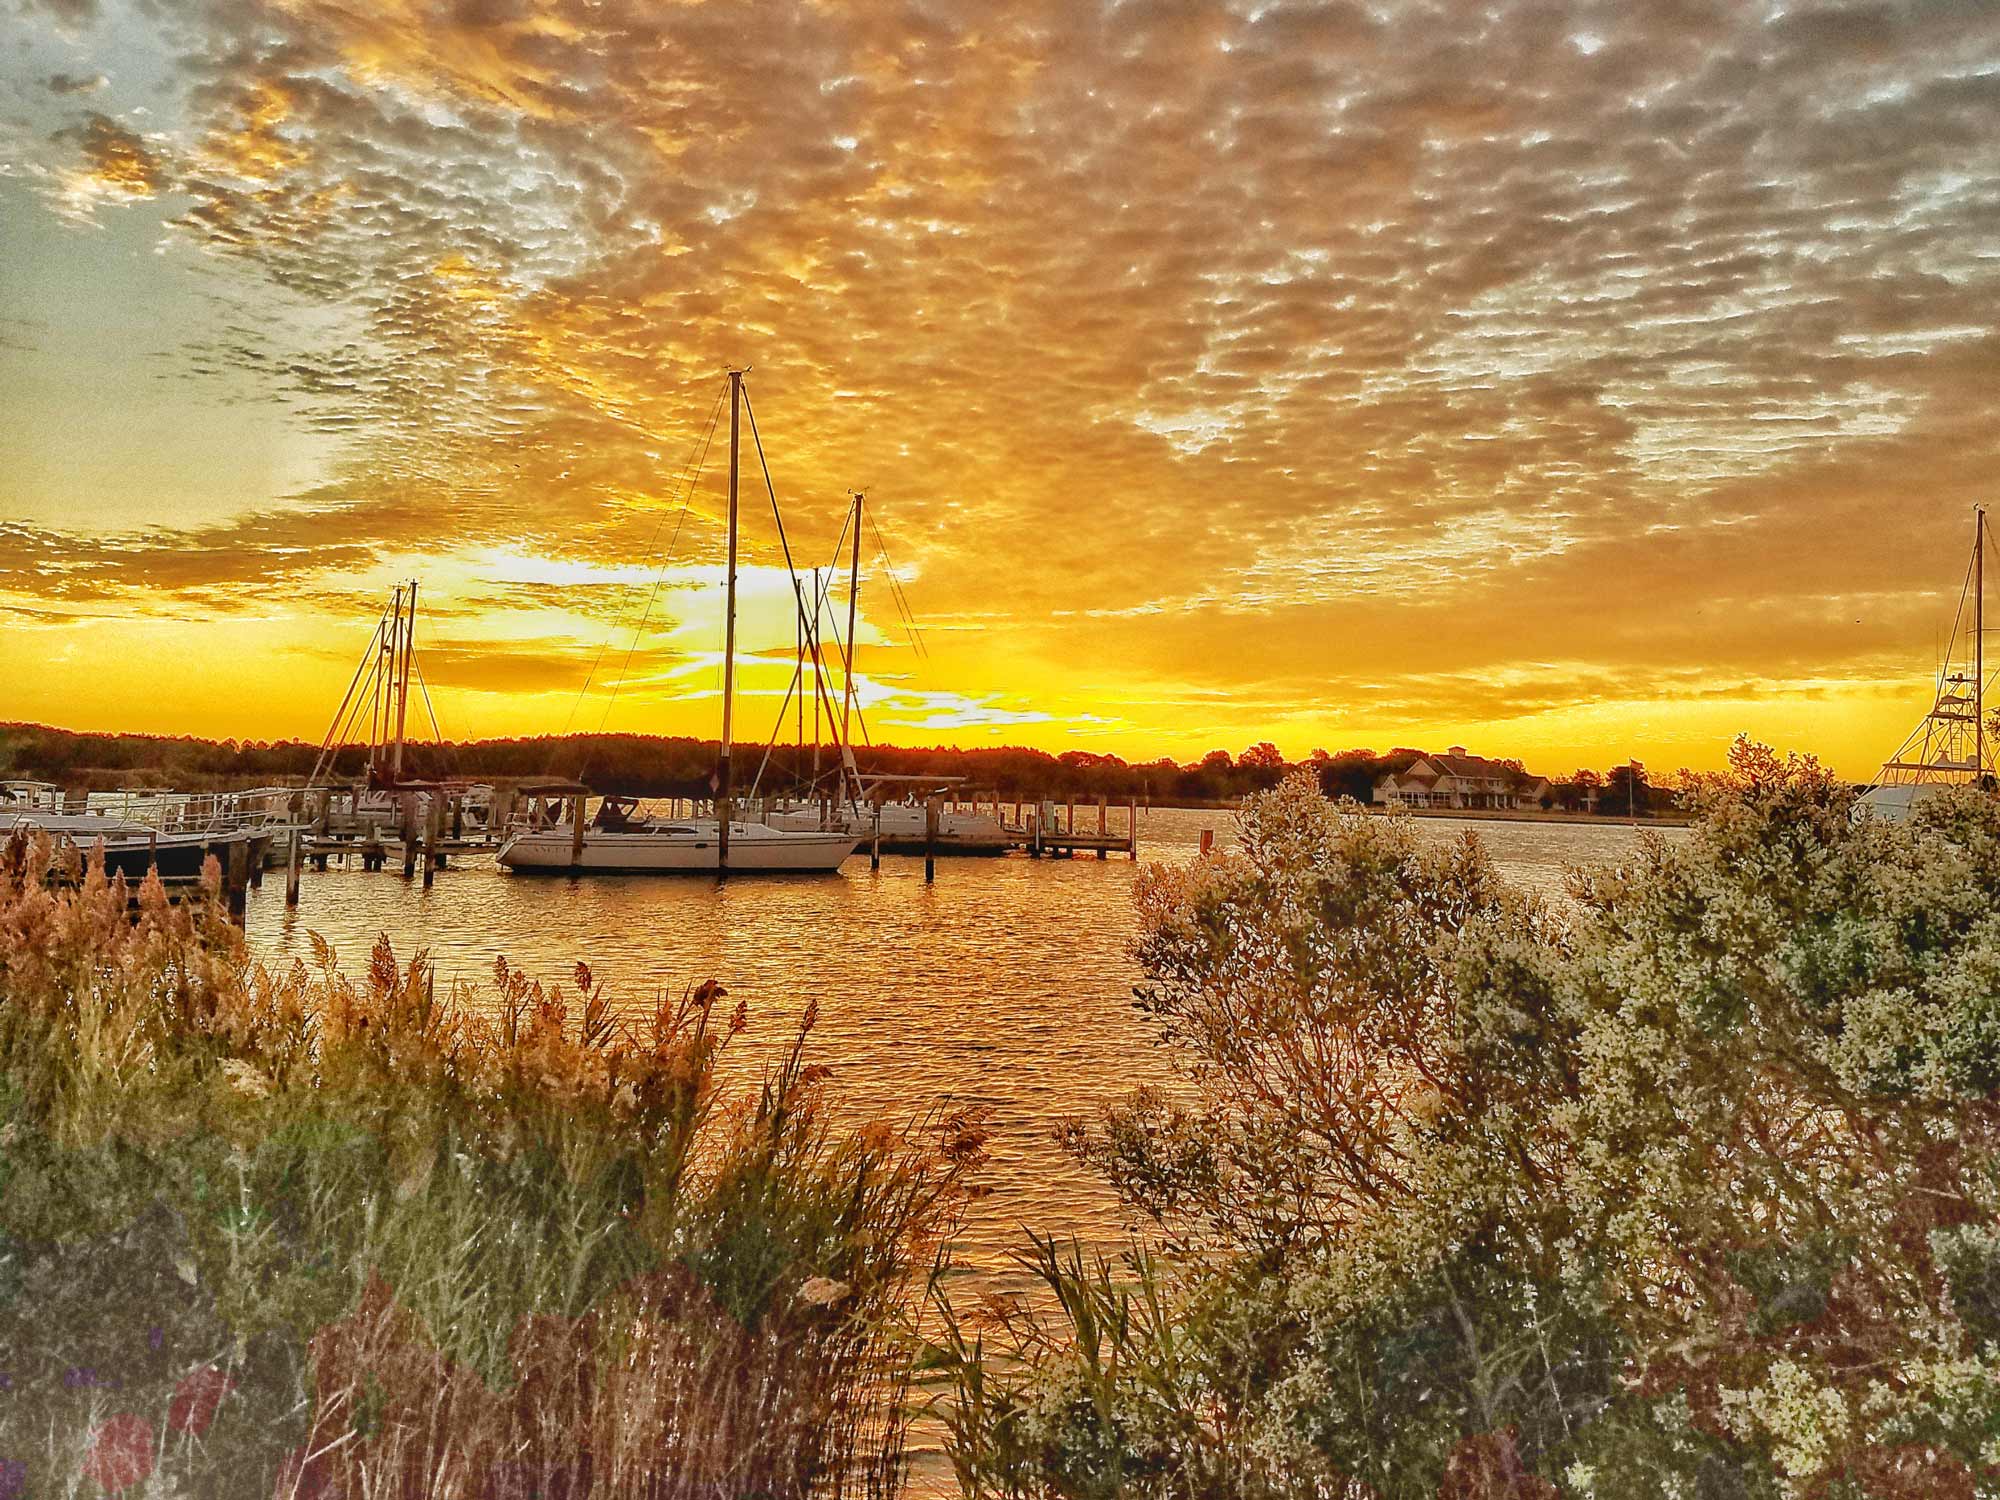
0, 720, 1671, 810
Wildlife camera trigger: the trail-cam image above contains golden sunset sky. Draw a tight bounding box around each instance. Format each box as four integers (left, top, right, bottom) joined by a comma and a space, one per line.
3, 0, 1998, 778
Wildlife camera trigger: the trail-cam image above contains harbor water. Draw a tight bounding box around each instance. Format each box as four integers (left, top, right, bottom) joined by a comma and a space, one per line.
244, 808, 1676, 1288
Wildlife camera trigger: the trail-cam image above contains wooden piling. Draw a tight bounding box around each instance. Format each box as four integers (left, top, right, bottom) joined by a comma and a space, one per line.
285, 795, 303, 906
225, 839, 249, 926
570, 792, 586, 870
871, 806, 881, 871
925, 795, 940, 883
1097, 796, 1108, 858
1128, 797, 1139, 859
422, 800, 439, 889
1200, 828, 1214, 855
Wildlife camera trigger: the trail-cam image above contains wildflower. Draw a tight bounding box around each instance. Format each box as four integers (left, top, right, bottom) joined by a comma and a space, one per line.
82, 1413, 155, 1493
167, 1365, 234, 1437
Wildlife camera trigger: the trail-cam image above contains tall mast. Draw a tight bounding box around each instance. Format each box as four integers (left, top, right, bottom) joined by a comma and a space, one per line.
811, 568, 823, 790
373, 585, 402, 783
1979, 506, 1986, 780
392, 578, 416, 781
717, 369, 742, 872
841, 490, 863, 806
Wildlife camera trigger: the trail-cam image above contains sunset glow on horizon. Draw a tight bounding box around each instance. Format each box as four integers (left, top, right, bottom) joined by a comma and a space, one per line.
5, 0, 2000, 780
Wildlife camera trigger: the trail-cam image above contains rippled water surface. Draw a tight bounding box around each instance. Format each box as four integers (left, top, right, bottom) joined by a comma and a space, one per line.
245, 808, 1673, 1285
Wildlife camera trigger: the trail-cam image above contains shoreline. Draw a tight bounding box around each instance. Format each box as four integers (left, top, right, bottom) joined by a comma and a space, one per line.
1144, 800, 1690, 828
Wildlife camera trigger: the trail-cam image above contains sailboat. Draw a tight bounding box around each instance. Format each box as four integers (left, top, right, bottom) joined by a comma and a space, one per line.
748, 491, 1010, 854
496, 370, 859, 875
1859, 506, 1995, 821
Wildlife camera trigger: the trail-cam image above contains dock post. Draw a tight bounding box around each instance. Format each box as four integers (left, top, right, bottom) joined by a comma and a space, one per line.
1128, 797, 1139, 859
570, 792, 586, 870
147, 829, 158, 878
401, 795, 417, 878
225, 839, 249, 927
1031, 809, 1042, 858
285, 794, 303, 906
1200, 829, 1214, 856
871, 806, 881, 871
1097, 796, 1108, 858
925, 795, 940, 883
1067, 796, 1075, 835
422, 800, 438, 889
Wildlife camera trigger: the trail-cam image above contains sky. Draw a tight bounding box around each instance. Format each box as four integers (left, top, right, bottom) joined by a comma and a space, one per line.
3, 0, 1998, 780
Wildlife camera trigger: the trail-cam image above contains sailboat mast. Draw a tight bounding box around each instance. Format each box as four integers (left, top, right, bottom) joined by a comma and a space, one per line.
373, 586, 402, 783
392, 578, 416, 781
841, 491, 863, 807
811, 569, 823, 789
1979, 505, 1986, 780
717, 370, 743, 872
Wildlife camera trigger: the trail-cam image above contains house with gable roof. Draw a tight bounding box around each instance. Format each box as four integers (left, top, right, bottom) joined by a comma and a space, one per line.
1375, 747, 1552, 811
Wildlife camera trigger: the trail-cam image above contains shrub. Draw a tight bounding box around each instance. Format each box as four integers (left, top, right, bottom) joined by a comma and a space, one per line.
0, 831, 983, 1497
944, 742, 2000, 1498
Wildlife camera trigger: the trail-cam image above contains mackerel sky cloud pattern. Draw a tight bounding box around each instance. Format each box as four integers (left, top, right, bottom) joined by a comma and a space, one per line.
2, 0, 1998, 770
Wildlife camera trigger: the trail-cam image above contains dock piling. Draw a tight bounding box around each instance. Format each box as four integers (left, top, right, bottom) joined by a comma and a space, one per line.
225, 840, 249, 926
925, 795, 940, 883
285, 795, 303, 906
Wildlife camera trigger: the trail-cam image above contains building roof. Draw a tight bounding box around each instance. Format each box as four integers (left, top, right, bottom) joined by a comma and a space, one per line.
1424, 752, 1522, 782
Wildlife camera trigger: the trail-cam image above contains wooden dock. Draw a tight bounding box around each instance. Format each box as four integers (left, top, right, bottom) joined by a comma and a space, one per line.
940, 793, 1142, 860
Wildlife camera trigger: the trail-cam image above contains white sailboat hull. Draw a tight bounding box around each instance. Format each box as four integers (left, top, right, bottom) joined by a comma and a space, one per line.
767, 803, 1012, 854
495, 821, 856, 874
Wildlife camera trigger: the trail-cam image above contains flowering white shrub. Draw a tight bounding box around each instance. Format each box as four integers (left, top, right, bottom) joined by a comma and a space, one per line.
946, 740, 2000, 1498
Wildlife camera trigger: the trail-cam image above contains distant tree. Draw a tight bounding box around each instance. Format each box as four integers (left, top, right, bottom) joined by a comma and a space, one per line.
1602, 762, 1651, 816
1319, 748, 1383, 803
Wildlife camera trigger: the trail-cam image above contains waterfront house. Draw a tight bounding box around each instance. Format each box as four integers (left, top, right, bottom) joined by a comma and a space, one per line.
1375, 748, 1552, 811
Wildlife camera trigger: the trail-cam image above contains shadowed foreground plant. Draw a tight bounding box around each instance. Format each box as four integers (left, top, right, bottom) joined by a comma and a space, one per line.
944, 745, 2000, 1498
0, 830, 983, 1497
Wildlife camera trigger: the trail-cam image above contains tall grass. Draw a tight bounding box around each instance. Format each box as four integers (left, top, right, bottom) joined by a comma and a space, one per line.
0, 831, 985, 1497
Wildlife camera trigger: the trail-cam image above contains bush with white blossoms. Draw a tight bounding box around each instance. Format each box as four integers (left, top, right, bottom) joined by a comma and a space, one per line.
943, 739, 2000, 1498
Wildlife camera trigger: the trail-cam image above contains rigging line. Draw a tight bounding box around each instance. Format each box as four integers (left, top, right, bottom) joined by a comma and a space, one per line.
413, 654, 446, 753
311, 607, 391, 784
867, 514, 928, 659
330, 616, 396, 782
748, 656, 806, 799
327, 646, 387, 785
554, 383, 728, 749
742, 389, 862, 798
591, 383, 729, 742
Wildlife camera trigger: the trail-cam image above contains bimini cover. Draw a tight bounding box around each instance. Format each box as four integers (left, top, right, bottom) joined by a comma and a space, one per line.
1855, 782, 1946, 823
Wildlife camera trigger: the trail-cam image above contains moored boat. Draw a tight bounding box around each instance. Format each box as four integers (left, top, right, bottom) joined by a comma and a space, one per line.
496, 370, 859, 876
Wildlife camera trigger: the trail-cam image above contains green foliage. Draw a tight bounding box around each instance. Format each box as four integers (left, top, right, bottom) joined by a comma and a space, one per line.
0, 834, 982, 1497
944, 740, 2000, 1498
